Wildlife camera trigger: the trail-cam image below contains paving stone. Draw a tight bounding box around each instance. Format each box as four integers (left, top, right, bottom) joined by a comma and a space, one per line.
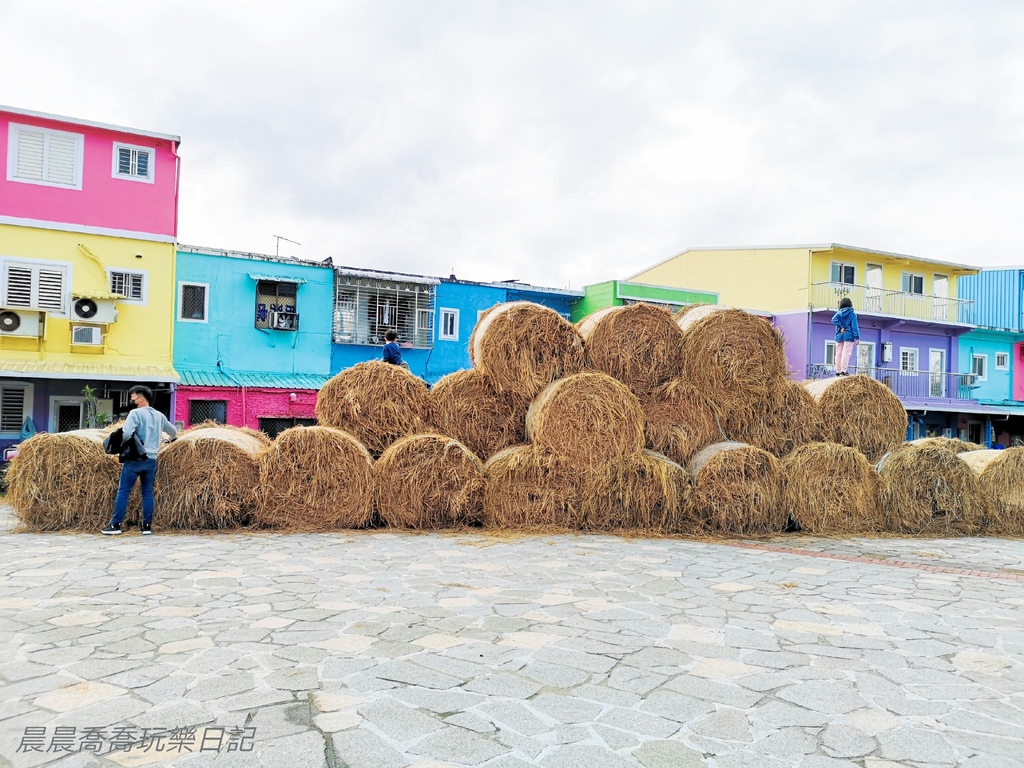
246, 702, 312, 739
359, 699, 444, 740
265, 666, 319, 691
393, 688, 486, 714
372, 660, 462, 690
632, 740, 705, 768
186, 671, 255, 701
752, 729, 818, 756
444, 712, 495, 733
775, 681, 865, 714
530, 693, 603, 724
597, 707, 679, 738
821, 723, 876, 758
330, 728, 409, 768
464, 672, 543, 699
876, 727, 958, 764
750, 702, 834, 728
520, 661, 591, 688
479, 700, 550, 736
663, 676, 763, 709
689, 708, 751, 741
260, 731, 327, 768
409, 726, 508, 763
541, 744, 643, 768
639, 690, 715, 723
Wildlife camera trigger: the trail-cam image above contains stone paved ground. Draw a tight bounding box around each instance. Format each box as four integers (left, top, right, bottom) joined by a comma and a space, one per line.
1, 504, 1023, 768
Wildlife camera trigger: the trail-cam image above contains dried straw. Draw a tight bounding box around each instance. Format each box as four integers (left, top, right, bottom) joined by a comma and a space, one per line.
373, 434, 485, 529
638, 378, 724, 465
724, 379, 821, 457
875, 443, 987, 536
526, 372, 646, 468
579, 450, 696, 533
803, 375, 907, 463
677, 307, 789, 407
958, 448, 1024, 536
429, 369, 529, 460
578, 303, 686, 394
155, 426, 266, 529
190, 420, 273, 446
783, 442, 882, 534
315, 360, 432, 456
253, 426, 374, 530
470, 301, 587, 399
483, 445, 581, 529
909, 437, 984, 454
7, 430, 137, 531
688, 441, 788, 535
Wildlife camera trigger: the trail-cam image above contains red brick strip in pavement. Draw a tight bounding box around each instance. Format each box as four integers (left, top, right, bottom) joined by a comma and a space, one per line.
722, 542, 1024, 582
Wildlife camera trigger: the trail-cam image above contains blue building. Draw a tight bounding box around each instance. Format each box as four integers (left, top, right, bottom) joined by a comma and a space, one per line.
173, 246, 334, 435
958, 268, 1024, 446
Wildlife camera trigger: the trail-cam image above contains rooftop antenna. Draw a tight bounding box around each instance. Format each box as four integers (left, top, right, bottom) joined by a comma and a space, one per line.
273, 235, 301, 258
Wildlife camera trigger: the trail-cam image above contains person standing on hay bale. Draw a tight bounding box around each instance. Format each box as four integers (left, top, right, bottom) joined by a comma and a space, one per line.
101, 386, 177, 536
382, 329, 411, 370
832, 298, 860, 376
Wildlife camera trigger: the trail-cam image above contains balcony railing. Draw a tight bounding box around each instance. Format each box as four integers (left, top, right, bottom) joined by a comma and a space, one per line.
806, 364, 979, 401
810, 282, 974, 325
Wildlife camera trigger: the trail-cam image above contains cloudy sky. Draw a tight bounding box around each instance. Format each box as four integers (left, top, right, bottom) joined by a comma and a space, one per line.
2, 1, 1022, 288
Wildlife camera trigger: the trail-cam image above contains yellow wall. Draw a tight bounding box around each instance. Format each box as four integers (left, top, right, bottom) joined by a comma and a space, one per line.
809, 246, 971, 298
630, 247, 812, 312
0, 224, 175, 365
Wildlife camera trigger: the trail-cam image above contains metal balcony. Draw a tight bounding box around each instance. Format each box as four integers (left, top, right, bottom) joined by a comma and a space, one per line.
810, 282, 974, 325
806, 364, 979, 401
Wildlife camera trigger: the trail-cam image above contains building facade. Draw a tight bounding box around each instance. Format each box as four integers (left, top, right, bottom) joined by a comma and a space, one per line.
0, 106, 181, 449
570, 280, 719, 322
173, 246, 334, 436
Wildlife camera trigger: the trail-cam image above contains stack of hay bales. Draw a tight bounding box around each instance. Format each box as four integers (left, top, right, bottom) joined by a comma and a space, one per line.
959, 448, 1024, 535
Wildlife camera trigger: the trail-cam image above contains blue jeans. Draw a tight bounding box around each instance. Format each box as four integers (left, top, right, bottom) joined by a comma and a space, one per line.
111, 458, 158, 525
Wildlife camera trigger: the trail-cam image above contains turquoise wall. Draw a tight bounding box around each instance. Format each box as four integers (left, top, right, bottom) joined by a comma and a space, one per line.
958, 329, 1017, 404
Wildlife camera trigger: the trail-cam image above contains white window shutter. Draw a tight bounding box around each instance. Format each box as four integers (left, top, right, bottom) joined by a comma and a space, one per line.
15, 130, 45, 181
36, 268, 65, 312
45, 134, 78, 186
3, 266, 33, 307
0, 388, 25, 432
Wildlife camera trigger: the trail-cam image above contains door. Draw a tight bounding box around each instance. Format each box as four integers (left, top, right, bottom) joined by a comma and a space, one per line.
866, 264, 883, 312
53, 402, 83, 432
933, 274, 949, 320
856, 342, 875, 376
929, 349, 946, 397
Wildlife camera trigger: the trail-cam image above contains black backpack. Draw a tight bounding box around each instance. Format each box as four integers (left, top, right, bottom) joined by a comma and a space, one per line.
103, 428, 147, 464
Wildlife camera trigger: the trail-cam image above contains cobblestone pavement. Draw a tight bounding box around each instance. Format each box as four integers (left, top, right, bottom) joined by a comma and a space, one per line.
1, 505, 1023, 768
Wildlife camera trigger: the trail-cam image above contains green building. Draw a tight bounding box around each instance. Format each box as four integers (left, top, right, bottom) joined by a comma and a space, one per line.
570, 280, 719, 322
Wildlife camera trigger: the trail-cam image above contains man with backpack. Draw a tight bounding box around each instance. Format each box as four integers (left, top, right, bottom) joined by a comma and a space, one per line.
101, 386, 177, 536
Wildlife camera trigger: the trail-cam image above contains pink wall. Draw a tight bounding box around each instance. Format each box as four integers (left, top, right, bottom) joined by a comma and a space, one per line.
1, 111, 179, 237
175, 387, 319, 431
1015, 342, 1024, 402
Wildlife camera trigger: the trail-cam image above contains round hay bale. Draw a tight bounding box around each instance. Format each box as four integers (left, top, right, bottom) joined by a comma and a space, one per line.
578, 303, 686, 394
639, 378, 724, 465
155, 426, 266, 529
190, 419, 273, 446
959, 448, 1024, 536
470, 301, 587, 398
724, 380, 821, 457
688, 441, 787, 535
429, 369, 529, 460
677, 307, 789, 407
315, 360, 432, 456
803, 375, 907, 463
373, 434, 485, 529
483, 445, 581, 529
875, 444, 987, 536
526, 372, 645, 467
783, 443, 882, 534
909, 437, 984, 454
580, 450, 697, 533
7, 430, 137, 531
254, 426, 374, 531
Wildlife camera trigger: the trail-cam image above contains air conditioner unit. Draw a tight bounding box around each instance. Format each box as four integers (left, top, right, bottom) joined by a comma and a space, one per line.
71, 325, 103, 346
72, 297, 118, 324
0, 308, 44, 338
269, 311, 299, 331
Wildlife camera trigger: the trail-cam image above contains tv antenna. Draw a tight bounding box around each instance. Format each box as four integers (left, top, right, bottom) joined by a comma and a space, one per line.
273, 235, 301, 258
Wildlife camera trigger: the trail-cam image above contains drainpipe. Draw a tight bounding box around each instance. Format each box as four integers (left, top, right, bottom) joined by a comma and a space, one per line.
169, 383, 176, 423
241, 386, 247, 429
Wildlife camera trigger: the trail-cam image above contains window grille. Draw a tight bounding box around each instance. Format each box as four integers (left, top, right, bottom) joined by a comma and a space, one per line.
258, 417, 317, 439
255, 281, 298, 330
189, 400, 227, 425
110, 271, 145, 301
180, 284, 207, 321
0, 388, 25, 432
116, 146, 151, 178
56, 404, 83, 433
333, 275, 435, 348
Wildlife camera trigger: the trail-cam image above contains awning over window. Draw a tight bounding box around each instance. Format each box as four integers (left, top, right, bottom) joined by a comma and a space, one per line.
247, 273, 307, 285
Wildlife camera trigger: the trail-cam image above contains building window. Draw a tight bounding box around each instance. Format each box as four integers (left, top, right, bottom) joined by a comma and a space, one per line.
900, 348, 918, 375
830, 262, 856, 285
255, 281, 299, 330
824, 341, 836, 367
1, 259, 68, 314
0, 385, 30, 433
258, 417, 317, 439
439, 308, 459, 341
108, 269, 146, 302
972, 354, 988, 382
995, 352, 1009, 370
178, 282, 208, 323
333, 275, 435, 348
6, 123, 83, 189
112, 142, 154, 183
901, 273, 925, 295
189, 400, 227, 425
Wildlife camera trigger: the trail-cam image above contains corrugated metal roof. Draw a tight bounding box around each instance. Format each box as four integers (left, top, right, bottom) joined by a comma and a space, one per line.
177, 369, 330, 389
0, 361, 179, 382
248, 273, 307, 284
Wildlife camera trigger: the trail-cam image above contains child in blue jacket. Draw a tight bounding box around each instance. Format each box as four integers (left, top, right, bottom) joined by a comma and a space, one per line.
831, 297, 860, 376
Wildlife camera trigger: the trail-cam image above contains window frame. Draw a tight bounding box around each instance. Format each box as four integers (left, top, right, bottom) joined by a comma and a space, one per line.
995, 352, 1009, 370
188, 399, 228, 426
901, 272, 925, 296
0, 257, 72, 316
6, 123, 84, 190
830, 262, 857, 285
177, 281, 209, 324
255, 280, 299, 331
333, 275, 435, 349
900, 347, 918, 376
972, 353, 988, 382
0, 383, 33, 435
111, 141, 155, 184
439, 308, 459, 341
107, 268, 148, 304
824, 340, 836, 367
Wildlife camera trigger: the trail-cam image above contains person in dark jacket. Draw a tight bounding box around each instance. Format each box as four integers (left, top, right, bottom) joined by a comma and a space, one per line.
382, 330, 407, 368
831, 297, 861, 376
